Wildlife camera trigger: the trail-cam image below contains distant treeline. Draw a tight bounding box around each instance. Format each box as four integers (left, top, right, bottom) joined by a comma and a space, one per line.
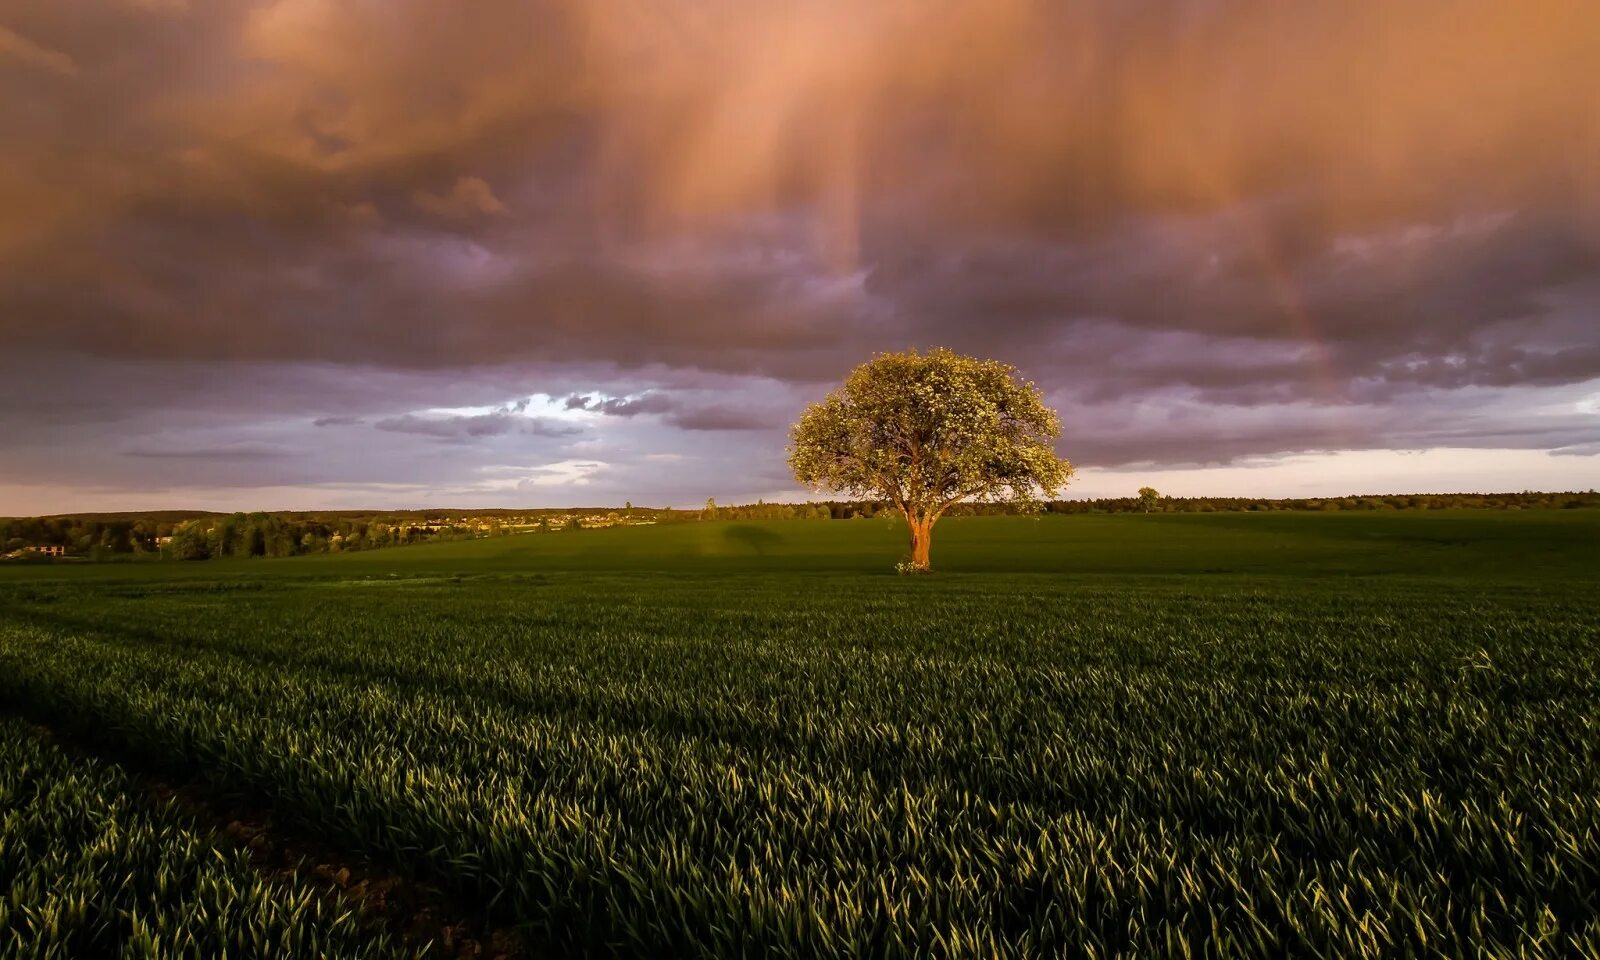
1035, 489, 1600, 515
786, 490, 1600, 519
3, 491, 1593, 560
0, 508, 680, 561
1, 512, 468, 561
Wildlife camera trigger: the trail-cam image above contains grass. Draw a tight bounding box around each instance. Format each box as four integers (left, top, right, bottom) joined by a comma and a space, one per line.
1, 511, 1597, 956
5, 510, 1598, 582
0, 717, 410, 959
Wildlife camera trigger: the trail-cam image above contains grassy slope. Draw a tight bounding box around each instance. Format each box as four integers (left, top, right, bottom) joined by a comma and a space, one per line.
3, 509, 1597, 582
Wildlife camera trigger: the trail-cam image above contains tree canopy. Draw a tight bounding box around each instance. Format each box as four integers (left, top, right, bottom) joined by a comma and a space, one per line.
789, 348, 1072, 570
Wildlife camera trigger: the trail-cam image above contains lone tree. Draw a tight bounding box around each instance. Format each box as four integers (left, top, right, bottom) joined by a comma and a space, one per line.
790, 348, 1072, 571
1138, 486, 1161, 513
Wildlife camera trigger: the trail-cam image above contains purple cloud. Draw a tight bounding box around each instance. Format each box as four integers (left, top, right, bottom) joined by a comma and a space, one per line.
0, 0, 1596, 510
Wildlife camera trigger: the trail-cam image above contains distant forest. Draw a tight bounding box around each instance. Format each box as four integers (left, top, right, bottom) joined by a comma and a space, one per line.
3, 490, 1595, 561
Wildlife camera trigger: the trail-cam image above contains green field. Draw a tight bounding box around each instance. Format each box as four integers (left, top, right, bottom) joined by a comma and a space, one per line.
2, 512, 1598, 957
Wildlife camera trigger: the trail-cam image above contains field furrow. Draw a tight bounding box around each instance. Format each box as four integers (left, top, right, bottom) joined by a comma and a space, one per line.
3, 561, 1597, 957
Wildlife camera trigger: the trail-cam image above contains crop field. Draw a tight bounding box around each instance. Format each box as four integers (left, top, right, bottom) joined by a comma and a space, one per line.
1, 512, 1598, 957
0, 716, 407, 959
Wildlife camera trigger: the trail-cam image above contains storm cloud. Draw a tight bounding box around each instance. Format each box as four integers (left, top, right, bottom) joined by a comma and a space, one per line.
373, 412, 580, 442
1, 0, 1597, 510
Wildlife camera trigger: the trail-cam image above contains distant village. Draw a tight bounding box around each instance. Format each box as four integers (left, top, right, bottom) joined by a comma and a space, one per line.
0, 500, 824, 562
312, 510, 663, 551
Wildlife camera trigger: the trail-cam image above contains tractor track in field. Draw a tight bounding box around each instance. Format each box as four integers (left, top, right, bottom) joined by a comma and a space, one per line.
13, 715, 528, 960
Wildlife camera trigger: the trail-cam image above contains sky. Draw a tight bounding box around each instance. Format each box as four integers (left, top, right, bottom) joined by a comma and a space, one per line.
2, 0, 1598, 513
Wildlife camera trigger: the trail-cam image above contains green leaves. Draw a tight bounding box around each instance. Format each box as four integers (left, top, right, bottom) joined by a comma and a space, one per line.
789, 349, 1073, 516
2, 571, 1598, 957
0, 719, 410, 959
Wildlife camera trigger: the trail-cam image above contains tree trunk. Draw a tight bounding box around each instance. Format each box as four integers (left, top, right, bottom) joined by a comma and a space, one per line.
907, 514, 934, 570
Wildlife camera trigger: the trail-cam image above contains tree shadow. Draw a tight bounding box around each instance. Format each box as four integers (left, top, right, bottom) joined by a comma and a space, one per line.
722, 524, 784, 556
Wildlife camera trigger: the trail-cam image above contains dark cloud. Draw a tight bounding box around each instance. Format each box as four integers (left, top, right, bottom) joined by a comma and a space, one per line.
124, 444, 290, 461
665, 407, 779, 432
564, 393, 679, 417
1553, 442, 1600, 458
1057, 392, 1597, 471
1, 0, 1597, 508
372, 412, 581, 442
563, 391, 781, 431
411, 177, 508, 220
